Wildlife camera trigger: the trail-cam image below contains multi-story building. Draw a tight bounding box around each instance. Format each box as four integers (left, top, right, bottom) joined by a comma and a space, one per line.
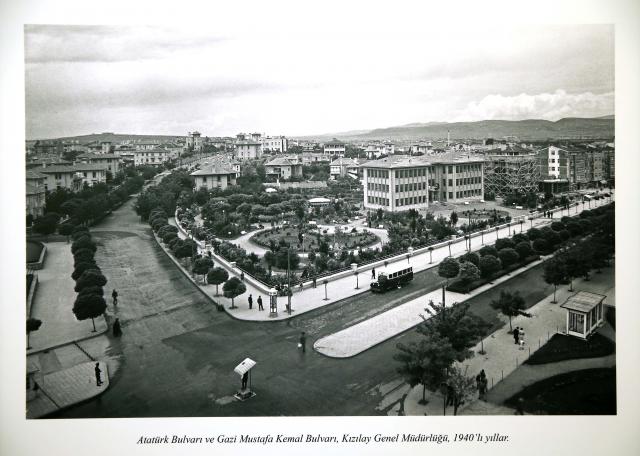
365, 142, 395, 159
301, 152, 330, 165
604, 148, 615, 183
191, 164, 237, 190
77, 153, 121, 175
134, 140, 161, 151
361, 152, 484, 213
134, 149, 170, 166
484, 147, 540, 198
264, 156, 303, 180
262, 136, 288, 154
323, 138, 346, 157
235, 141, 263, 160
330, 157, 359, 179
25, 170, 48, 217
35, 163, 109, 191
186, 131, 203, 152
537, 146, 608, 189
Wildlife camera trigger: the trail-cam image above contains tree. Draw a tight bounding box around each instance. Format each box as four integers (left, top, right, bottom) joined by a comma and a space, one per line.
458, 261, 480, 285
32, 213, 59, 238
450, 211, 458, 226
498, 248, 519, 268
532, 238, 550, 254
223, 277, 247, 309
394, 332, 457, 404
71, 237, 96, 254
543, 256, 567, 303
515, 241, 533, 260
27, 317, 42, 349
276, 248, 300, 270
490, 290, 526, 332
438, 257, 460, 287
193, 257, 213, 283
207, 267, 229, 295
72, 293, 107, 332
459, 252, 480, 267
74, 269, 107, 292
527, 227, 542, 240
495, 238, 515, 251
58, 223, 75, 243
72, 261, 100, 281
479, 255, 502, 278
478, 246, 498, 257
446, 366, 478, 416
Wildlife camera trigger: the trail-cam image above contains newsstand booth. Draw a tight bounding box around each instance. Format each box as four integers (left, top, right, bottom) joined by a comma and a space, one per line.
233, 358, 256, 401
560, 291, 605, 339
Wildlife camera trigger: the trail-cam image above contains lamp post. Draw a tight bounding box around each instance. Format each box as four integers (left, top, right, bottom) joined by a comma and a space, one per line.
407, 246, 414, 263
287, 246, 292, 314
495, 225, 500, 240
323, 279, 329, 300
481, 230, 484, 245
268, 288, 278, 318
351, 263, 359, 289
428, 246, 434, 264
447, 241, 452, 257
519, 219, 524, 233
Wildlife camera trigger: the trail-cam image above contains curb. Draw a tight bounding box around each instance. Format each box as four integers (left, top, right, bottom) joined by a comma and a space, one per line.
27, 320, 109, 356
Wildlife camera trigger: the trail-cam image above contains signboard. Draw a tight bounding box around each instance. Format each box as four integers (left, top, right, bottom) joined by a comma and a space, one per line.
234, 358, 256, 376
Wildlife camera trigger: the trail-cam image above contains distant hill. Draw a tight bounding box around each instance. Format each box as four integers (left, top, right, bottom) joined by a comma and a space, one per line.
30, 132, 185, 143
300, 116, 615, 142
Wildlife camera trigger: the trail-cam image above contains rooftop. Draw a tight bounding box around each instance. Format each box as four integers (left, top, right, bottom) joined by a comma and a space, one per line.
325, 138, 345, 146
361, 151, 484, 169
26, 170, 48, 180
265, 157, 300, 167
560, 291, 606, 313
330, 157, 358, 166
36, 163, 110, 173
190, 164, 236, 176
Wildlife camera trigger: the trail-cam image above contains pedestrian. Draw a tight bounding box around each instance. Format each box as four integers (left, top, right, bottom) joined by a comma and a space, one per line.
257, 295, 264, 311
112, 289, 118, 306
312, 277, 317, 288
519, 329, 526, 350
240, 271, 245, 282
299, 281, 303, 292
513, 327, 520, 344
95, 362, 103, 386
299, 331, 307, 353
241, 371, 249, 390
248, 294, 253, 310
112, 318, 122, 337
371, 268, 376, 279
479, 369, 487, 399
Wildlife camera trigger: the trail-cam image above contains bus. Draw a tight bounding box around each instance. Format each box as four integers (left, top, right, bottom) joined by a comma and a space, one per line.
370, 264, 414, 293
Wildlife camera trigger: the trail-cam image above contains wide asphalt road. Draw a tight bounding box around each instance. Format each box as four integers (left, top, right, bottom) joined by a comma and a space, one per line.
55, 198, 442, 418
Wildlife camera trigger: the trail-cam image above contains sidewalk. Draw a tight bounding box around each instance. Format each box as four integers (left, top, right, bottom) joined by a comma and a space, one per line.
165, 195, 612, 322
403, 267, 616, 416
26, 361, 109, 418
27, 241, 108, 353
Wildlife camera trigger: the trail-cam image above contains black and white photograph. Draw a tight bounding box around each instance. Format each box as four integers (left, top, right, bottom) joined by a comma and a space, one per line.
2, 1, 640, 455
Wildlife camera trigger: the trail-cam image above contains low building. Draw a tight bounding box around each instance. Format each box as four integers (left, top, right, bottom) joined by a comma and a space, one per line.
265, 156, 303, 180
191, 164, 237, 190
560, 291, 605, 340
77, 153, 121, 175
330, 157, 359, 179
323, 138, 346, 157
235, 141, 263, 160
35, 163, 109, 191
134, 149, 170, 166
134, 139, 161, 150
26, 170, 47, 217
262, 136, 288, 154
301, 152, 331, 165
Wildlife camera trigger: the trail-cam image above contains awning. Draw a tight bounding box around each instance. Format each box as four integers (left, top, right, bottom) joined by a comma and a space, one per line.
234, 358, 256, 376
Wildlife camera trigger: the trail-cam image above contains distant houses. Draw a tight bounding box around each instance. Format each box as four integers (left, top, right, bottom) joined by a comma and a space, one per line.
191, 164, 238, 190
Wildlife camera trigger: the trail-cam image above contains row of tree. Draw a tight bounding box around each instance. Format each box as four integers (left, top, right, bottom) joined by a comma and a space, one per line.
69, 227, 108, 331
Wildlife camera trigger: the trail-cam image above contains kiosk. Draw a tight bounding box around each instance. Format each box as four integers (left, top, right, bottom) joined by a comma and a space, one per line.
233, 358, 256, 401
560, 291, 605, 339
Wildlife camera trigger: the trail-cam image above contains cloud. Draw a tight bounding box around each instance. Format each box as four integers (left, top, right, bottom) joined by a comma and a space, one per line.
454, 90, 614, 122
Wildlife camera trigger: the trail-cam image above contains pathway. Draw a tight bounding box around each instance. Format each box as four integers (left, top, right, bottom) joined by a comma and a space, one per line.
402, 266, 616, 416
28, 241, 107, 352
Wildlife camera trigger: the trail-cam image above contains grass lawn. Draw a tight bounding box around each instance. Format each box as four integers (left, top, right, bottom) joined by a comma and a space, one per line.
504, 368, 616, 414
251, 228, 379, 252
525, 333, 615, 365
27, 240, 44, 263
462, 262, 556, 334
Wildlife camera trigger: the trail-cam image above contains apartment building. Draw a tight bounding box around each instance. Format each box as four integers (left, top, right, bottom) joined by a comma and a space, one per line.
330, 157, 359, 179
191, 164, 237, 190
323, 138, 346, 157
186, 131, 203, 152
264, 156, 303, 180
77, 153, 121, 174
35, 163, 109, 191
26, 170, 47, 217
235, 141, 263, 160
262, 136, 288, 154
134, 149, 170, 166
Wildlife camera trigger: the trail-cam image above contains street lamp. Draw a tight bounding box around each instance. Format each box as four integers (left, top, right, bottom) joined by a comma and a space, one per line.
407, 246, 414, 263
428, 246, 434, 264
447, 241, 452, 257
322, 279, 329, 300
519, 219, 524, 233
495, 225, 500, 240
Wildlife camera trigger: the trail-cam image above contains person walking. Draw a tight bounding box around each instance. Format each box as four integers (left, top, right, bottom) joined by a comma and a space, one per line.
112, 289, 118, 306
95, 362, 103, 386
241, 371, 249, 390
248, 294, 253, 310
478, 369, 487, 399
240, 271, 245, 282
312, 276, 317, 288
257, 295, 264, 311
112, 318, 122, 337
513, 327, 520, 344
299, 331, 307, 353
519, 329, 526, 350
371, 268, 376, 279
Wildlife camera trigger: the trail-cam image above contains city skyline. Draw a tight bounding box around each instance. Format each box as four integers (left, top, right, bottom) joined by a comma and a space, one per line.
25, 24, 614, 139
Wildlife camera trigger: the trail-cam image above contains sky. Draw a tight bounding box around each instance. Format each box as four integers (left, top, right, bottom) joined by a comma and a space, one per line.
24, 24, 614, 139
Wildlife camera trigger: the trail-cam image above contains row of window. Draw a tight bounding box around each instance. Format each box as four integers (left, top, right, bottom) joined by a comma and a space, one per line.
396, 195, 427, 206
453, 189, 482, 198
446, 164, 482, 174
367, 183, 390, 192
396, 182, 427, 192
367, 196, 389, 206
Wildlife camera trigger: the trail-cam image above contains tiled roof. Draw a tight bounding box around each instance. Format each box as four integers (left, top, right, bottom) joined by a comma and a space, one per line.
265, 157, 300, 166
37, 163, 109, 173
325, 138, 345, 146
330, 157, 358, 166
190, 164, 236, 176
26, 170, 48, 180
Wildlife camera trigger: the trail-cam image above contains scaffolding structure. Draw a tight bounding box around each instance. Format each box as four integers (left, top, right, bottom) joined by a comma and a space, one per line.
484, 153, 541, 198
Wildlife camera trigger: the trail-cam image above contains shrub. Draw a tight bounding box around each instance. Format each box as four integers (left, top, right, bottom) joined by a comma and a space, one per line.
479, 246, 498, 257
498, 248, 519, 268
512, 233, 529, 244
515, 241, 533, 260
479, 255, 502, 278
532, 238, 550, 254
527, 228, 542, 240
459, 251, 480, 266
558, 230, 571, 242
495, 238, 516, 251
551, 221, 565, 232
458, 261, 480, 284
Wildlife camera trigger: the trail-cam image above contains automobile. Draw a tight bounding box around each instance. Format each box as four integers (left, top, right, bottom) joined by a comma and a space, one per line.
480, 200, 485, 203
464, 201, 470, 205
